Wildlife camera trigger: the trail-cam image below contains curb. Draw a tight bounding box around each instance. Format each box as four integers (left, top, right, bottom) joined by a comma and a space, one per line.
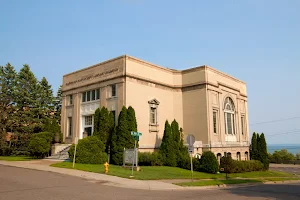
173, 180, 300, 190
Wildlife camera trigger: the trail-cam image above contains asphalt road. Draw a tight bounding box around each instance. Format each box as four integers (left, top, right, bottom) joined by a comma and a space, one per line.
0, 165, 299, 200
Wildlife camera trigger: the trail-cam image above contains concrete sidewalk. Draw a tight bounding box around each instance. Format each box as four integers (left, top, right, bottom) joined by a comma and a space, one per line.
0, 160, 183, 191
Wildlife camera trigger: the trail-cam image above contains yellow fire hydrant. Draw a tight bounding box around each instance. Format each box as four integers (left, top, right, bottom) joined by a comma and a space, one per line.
104, 162, 109, 174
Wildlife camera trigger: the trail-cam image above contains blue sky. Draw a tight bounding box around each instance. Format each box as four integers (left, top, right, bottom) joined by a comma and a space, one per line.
1, 0, 299, 144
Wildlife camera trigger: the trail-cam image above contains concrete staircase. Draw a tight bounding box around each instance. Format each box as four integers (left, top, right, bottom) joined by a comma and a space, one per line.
46, 144, 71, 161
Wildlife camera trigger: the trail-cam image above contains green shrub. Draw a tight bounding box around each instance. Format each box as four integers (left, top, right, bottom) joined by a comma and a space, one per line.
193, 157, 201, 171
177, 149, 191, 170
220, 156, 264, 173
29, 134, 51, 158
138, 152, 163, 166
199, 151, 219, 174
68, 136, 107, 164
0, 145, 12, 156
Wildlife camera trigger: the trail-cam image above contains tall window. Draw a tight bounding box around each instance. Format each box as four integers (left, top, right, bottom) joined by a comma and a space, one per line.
82, 89, 100, 102
213, 110, 218, 134
224, 97, 235, 135
68, 95, 73, 105
92, 90, 96, 101
150, 107, 157, 124
148, 99, 159, 127
84, 115, 93, 136
111, 84, 116, 97
68, 117, 72, 137
241, 116, 245, 135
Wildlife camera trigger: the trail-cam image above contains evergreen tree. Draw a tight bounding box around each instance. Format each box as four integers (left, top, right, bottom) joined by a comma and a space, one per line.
53, 85, 62, 123
250, 132, 258, 160
256, 133, 261, 161
127, 106, 137, 132
159, 120, 177, 167
177, 127, 190, 169
106, 110, 115, 151
127, 106, 138, 147
110, 126, 118, 164
93, 108, 101, 134
171, 120, 181, 165
38, 77, 54, 120
171, 120, 180, 144
15, 64, 41, 133
93, 107, 115, 152
111, 106, 134, 165
99, 107, 113, 147
257, 133, 269, 170
0, 63, 17, 134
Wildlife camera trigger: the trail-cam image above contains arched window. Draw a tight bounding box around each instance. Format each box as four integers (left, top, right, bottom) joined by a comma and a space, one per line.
224, 97, 235, 135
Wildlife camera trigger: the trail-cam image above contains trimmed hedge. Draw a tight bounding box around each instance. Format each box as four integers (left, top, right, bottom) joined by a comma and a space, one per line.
138, 152, 163, 166
220, 156, 264, 173
68, 136, 107, 164
199, 151, 219, 174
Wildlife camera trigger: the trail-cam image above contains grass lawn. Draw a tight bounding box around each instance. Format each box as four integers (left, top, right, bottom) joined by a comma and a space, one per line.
176, 179, 262, 187
51, 161, 296, 181
229, 170, 295, 178
51, 161, 222, 180
0, 156, 34, 161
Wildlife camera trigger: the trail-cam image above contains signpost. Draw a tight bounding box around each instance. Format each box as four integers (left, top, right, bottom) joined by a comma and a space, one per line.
186, 134, 195, 182
72, 136, 78, 168
130, 131, 142, 177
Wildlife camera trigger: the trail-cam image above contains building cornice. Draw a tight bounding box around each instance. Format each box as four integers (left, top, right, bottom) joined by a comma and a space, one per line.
63, 55, 126, 77
125, 55, 246, 85
126, 55, 180, 74
63, 55, 246, 86
62, 76, 125, 93
206, 66, 246, 85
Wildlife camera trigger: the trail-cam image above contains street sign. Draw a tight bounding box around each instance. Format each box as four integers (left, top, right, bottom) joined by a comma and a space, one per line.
188, 145, 194, 154
131, 131, 142, 136
131, 131, 142, 141
187, 135, 195, 146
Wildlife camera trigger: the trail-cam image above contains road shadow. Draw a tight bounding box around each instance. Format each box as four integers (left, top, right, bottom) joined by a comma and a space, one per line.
223, 183, 300, 200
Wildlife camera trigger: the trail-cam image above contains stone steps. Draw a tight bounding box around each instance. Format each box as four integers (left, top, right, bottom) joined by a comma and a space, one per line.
46, 145, 71, 161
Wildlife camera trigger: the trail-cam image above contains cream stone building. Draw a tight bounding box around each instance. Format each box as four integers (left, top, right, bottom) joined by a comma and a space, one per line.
61, 55, 250, 161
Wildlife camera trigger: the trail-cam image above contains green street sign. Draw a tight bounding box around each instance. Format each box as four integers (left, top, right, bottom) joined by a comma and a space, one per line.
131, 131, 142, 141
131, 131, 142, 136
133, 135, 139, 141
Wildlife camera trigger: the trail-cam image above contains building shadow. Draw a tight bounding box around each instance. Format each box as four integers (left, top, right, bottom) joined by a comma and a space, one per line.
222, 183, 300, 200
154, 133, 162, 150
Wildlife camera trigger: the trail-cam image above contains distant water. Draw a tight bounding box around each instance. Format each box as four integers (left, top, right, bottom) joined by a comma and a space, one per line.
268, 144, 300, 155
